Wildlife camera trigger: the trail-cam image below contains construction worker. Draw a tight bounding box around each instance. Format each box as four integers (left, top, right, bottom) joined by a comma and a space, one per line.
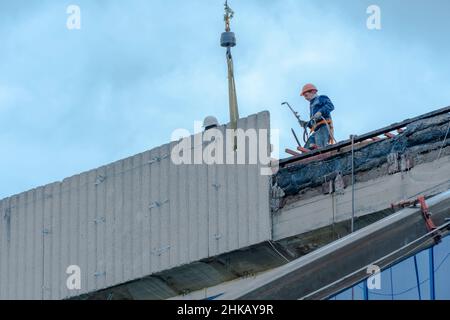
300, 84, 335, 149
203, 116, 219, 131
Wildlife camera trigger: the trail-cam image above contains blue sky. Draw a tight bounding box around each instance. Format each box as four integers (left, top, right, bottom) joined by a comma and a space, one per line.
1, 0, 450, 198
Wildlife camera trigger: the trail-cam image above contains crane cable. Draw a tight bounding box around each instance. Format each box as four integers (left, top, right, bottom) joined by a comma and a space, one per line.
223, 1, 239, 150
226, 49, 239, 133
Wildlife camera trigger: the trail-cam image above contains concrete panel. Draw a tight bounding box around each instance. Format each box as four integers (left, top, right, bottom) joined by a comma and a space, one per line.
0, 111, 271, 299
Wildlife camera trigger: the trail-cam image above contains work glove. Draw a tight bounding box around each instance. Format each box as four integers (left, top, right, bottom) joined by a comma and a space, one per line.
306, 119, 315, 129
312, 112, 323, 121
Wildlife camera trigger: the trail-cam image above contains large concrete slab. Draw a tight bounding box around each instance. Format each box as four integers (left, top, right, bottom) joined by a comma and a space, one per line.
0, 112, 272, 300
273, 154, 450, 240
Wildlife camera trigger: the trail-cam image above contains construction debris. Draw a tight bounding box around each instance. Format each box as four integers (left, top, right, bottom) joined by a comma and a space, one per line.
276, 112, 450, 198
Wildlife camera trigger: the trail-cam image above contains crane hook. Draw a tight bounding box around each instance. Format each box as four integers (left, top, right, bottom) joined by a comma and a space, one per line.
224, 0, 234, 31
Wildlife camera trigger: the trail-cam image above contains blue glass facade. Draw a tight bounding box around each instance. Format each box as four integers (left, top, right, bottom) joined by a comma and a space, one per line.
331, 235, 450, 300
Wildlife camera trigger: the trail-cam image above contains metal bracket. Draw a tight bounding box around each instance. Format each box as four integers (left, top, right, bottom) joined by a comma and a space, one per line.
94, 271, 106, 277
387, 152, 400, 175
93, 217, 106, 224
181, 289, 191, 296
3, 208, 11, 220
151, 245, 171, 256
148, 154, 169, 165
334, 173, 346, 194
149, 199, 169, 210
400, 153, 414, 171
270, 183, 286, 213
95, 175, 107, 186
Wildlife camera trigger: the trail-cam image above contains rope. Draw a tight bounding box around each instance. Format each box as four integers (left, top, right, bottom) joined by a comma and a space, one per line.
321, 117, 337, 145
226, 49, 239, 126
223, 1, 239, 150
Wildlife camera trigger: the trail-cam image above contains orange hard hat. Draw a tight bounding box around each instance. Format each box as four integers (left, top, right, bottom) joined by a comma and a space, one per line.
300, 83, 318, 96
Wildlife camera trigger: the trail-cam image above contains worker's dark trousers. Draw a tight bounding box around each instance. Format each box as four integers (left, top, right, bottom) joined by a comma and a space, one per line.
305, 125, 330, 149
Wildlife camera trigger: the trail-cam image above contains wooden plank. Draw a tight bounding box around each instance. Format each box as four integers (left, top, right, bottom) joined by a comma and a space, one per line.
285, 148, 301, 156
297, 147, 311, 153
